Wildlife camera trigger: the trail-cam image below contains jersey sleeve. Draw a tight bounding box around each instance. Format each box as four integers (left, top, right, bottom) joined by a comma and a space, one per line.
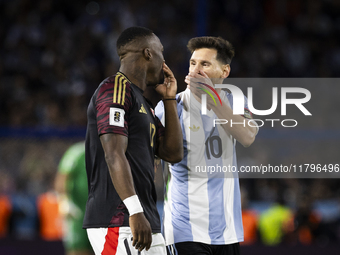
155, 94, 182, 127
155, 100, 165, 126
96, 76, 132, 137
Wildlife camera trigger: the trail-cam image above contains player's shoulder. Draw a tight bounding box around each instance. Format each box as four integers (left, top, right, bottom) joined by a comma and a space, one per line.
177, 90, 187, 100
99, 72, 132, 90
96, 72, 134, 106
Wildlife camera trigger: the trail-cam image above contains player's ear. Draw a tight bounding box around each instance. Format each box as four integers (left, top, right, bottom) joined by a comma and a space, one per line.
143, 48, 152, 61
221, 64, 231, 79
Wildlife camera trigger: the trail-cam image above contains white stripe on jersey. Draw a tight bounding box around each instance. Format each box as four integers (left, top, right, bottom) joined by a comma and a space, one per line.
184, 96, 211, 243
163, 165, 174, 245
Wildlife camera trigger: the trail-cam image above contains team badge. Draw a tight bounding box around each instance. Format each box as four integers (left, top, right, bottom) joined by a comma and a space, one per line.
139, 104, 147, 114
110, 107, 125, 127
243, 109, 253, 119
189, 125, 200, 132
114, 112, 120, 122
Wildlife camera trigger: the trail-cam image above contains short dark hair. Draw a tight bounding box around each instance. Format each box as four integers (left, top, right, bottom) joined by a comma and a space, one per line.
116, 26, 153, 56
187, 36, 235, 65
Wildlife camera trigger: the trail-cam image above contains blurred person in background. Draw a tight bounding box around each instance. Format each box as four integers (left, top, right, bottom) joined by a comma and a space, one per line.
0, 195, 11, 238
0, 172, 12, 238
37, 175, 63, 241
258, 193, 294, 246
293, 195, 320, 245
55, 141, 93, 255
83, 26, 183, 255
240, 188, 258, 245
8, 177, 39, 239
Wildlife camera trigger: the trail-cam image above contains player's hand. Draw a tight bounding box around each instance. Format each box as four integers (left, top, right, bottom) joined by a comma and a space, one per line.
185, 71, 219, 108
185, 71, 213, 102
58, 195, 81, 219
129, 212, 152, 252
155, 63, 177, 99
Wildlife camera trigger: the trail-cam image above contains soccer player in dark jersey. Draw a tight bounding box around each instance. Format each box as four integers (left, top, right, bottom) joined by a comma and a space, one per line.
83, 27, 183, 255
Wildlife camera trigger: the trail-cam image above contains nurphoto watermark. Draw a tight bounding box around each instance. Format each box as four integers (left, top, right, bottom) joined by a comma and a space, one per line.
201, 84, 312, 128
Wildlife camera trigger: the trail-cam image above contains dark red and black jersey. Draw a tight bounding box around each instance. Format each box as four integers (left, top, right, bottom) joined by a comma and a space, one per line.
83, 72, 164, 232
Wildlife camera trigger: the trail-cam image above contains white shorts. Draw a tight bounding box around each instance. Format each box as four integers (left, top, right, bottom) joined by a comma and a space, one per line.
87, 227, 166, 255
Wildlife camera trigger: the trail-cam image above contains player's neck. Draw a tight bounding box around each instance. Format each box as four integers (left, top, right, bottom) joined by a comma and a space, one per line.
119, 62, 147, 91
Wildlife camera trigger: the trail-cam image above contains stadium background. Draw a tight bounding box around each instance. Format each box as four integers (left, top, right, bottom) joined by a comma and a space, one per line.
0, 0, 340, 254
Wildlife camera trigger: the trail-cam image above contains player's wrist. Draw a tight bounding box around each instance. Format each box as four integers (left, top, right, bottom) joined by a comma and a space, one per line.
123, 195, 144, 216
162, 97, 176, 101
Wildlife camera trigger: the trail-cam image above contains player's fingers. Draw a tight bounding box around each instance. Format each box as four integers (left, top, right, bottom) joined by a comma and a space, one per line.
189, 72, 201, 79
139, 228, 152, 251
132, 231, 139, 247
163, 62, 170, 70
185, 76, 190, 85
163, 63, 174, 78
186, 75, 196, 84
200, 70, 209, 78
192, 72, 209, 85
188, 73, 202, 86
190, 72, 212, 88
137, 231, 148, 252
145, 232, 152, 251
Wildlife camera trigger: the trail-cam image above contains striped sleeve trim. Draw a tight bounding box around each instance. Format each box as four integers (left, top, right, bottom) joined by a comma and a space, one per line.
113, 74, 128, 105
95, 73, 132, 136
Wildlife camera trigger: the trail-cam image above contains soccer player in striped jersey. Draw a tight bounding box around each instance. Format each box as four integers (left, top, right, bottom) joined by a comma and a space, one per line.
83, 27, 183, 255
155, 36, 258, 255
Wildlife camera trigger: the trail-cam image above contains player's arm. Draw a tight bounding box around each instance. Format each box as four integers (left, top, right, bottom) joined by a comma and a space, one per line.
154, 63, 183, 163
100, 133, 152, 252
55, 172, 75, 217
55, 152, 81, 218
156, 99, 183, 163
209, 101, 257, 147
186, 72, 257, 147
55, 172, 67, 195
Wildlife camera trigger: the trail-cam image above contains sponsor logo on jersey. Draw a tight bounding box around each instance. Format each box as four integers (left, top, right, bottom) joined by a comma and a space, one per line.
114, 112, 120, 122
243, 108, 252, 119
109, 108, 125, 127
189, 125, 200, 132
139, 104, 147, 114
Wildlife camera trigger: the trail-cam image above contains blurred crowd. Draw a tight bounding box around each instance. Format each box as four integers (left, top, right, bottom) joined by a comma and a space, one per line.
1, 0, 340, 248
1, 166, 340, 247
1, 0, 340, 127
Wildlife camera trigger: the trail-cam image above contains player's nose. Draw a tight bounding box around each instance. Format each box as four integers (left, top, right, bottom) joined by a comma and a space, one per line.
192, 64, 201, 73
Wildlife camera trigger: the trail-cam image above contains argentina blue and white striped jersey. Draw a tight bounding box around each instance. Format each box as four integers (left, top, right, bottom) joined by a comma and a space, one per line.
155, 88, 257, 245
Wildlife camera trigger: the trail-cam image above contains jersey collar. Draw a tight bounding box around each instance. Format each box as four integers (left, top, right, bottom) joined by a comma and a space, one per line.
117, 71, 133, 84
